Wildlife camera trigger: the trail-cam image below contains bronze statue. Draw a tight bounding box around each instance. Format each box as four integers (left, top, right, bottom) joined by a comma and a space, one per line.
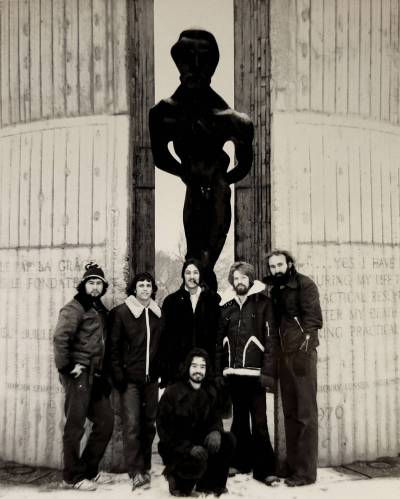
149, 29, 254, 290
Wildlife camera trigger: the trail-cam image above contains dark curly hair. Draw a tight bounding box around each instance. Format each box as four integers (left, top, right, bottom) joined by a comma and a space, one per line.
126, 272, 158, 299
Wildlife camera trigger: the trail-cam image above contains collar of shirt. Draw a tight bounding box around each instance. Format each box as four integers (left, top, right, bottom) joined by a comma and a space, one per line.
185, 285, 202, 312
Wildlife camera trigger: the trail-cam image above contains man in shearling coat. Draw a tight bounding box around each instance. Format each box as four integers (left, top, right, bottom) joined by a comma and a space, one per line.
265, 249, 323, 487
109, 272, 162, 491
215, 261, 280, 485
54, 262, 114, 491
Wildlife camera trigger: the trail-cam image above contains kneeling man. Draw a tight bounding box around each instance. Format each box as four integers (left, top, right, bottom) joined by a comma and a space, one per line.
157, 348, 234, 497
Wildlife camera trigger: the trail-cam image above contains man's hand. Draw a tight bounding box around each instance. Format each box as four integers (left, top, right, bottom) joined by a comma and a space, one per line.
190, 445, 208, 462
204, 431, 221, 453
70, 364, 86, 378
260, 374, 276, 393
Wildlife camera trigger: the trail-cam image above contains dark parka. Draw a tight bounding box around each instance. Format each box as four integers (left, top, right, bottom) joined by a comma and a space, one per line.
54, 293, 108, 374
215, 285, 279, 379
109, 297, 162, 385
157, 380, 223, 473
268, 271, 323, 353
160, 285, 220, 386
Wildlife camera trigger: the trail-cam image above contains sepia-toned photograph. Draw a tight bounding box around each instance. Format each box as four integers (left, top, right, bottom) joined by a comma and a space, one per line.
0, 0, 399, 498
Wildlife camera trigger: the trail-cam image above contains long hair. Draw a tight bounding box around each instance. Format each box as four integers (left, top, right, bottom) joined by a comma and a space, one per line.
178, 348, 213, 385
227, 261, 255, 288
181, 258, 203, 281
76, 279, 108, 297
126, 272, 158, 300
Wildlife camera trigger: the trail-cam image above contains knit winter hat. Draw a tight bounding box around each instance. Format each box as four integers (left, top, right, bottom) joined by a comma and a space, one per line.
80, 262, 107, 284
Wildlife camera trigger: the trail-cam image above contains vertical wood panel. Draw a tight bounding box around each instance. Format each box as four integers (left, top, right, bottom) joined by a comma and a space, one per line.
348, 129, 362, 241
370, 132, 383, 243
322, 127, 338, 241
294, 126, 312, 241
389, 0, 399, 124
9, 136, 21, 247
19, 0, 30, 122
40, 0, 53, 118
359, 0, 371, 116
309, 132, 324, 240
78, 0, 93, 115
53, 128, 67, 245
381, 0, 391, 121
359, 130, 373, 242
335, 0, 349, 114
92, 125, 107, 244
310, 0, 323, 111
296, 0, 310, 109
65, 127, 79, 244
322, 0, 335, 113
10, 1, 20, 123
19, 134, 32, 245
30, 0, 41, 120
78, 126, 93, 244
0, 137, 11, 247
40, 130, 54, 245
0, 0, 10, 126
348, 0, 360, 115
371, 0, 382, 119
53, 0, 66, 117
336, 130, 350, 242
65, 0, 79, 115
112, 0, 128, 114
92, 0, 107, 113
381, 133, 392, 243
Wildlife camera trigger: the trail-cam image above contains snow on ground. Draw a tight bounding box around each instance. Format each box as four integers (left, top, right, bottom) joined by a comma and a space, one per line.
0, 459, 399, 499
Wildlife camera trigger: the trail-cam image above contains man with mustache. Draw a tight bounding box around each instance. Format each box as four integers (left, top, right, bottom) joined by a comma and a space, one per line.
157, 348, 235, 497
264, 250, 323, 486
159, 258, 220, 387
54, 262, 114, 491
215, 262, 279, 486
109, 272, 162, 491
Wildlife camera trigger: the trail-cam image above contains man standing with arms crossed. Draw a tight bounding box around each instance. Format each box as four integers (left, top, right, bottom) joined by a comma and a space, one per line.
54, 262, 114, 491
265, 250, 323, 487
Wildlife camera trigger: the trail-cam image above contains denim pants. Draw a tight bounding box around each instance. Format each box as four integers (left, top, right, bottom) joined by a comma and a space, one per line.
228, 376, 276, 479
121, 382, 158, 476
61, 372, 114, 484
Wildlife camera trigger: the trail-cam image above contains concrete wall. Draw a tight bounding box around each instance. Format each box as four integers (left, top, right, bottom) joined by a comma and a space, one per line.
270, 0, 400, 465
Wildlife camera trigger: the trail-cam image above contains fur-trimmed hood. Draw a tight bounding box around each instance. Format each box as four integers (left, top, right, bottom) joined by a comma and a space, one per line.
219, 279, 266, 306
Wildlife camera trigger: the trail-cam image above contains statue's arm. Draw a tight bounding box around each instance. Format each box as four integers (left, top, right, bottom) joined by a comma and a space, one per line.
225, 116, 254, 185
149, 105, 184, 178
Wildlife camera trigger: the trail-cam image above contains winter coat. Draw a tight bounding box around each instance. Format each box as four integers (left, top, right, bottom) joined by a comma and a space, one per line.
53, 293, 108, 374
157, 380, 223, 471
215, 282, 279, 378
159, 285, 221, 386
269, 271, 323, 353
109, 295, 162, 385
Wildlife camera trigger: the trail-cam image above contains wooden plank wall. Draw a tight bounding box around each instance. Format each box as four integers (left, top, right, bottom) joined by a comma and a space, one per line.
234, 0, 271, 278
0, 0, 128, 126
271, 0, 400, 121
0, 115, 130, 466
267, 0, 400, 465
272, 112, 400, 465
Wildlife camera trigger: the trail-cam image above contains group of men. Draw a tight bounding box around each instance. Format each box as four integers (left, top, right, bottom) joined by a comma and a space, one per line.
53, 250, 322, 495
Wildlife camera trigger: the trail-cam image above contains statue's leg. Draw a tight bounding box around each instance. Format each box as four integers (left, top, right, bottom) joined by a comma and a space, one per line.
183, 186, 206, 261
207, 183, 231, 268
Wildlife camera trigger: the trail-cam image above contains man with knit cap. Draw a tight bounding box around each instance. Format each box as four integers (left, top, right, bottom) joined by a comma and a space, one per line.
215, 261, 279, 485
109, 272, 162, 491
54, 262, 114, 491
159, 258, 220, 388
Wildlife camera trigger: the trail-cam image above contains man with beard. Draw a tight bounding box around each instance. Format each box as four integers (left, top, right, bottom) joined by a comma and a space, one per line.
157, 348, 235, 497
159, 258, 220, 387
109, 272, 161, 490
264, 250, 323, 486
215, 262, 279, 486
54, 262, 114, 491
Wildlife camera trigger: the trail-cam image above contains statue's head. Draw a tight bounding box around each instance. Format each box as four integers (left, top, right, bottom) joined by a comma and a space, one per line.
171, 29, 219, 90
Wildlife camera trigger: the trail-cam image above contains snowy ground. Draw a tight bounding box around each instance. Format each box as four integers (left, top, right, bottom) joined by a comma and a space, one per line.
0, 457, 399, 499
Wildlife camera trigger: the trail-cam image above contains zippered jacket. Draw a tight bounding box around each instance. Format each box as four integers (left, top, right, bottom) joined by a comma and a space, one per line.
215, 282, 279, 378
109, 295, 162, 384
53, 293, 108, 374
269, 271, 323, 353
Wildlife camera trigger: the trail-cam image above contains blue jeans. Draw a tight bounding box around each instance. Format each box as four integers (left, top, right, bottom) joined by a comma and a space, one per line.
121, 382, 158, 476
60, 372, 114, 483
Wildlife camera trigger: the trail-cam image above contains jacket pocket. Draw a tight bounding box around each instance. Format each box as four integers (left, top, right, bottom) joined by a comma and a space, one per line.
242, 336, 264, 368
